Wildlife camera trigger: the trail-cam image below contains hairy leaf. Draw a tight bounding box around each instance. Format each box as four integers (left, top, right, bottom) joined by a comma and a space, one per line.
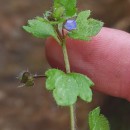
45, 69, 94, 106
89, 107, 110, 130
23, 19, 60, 43
69, 10, 103, 40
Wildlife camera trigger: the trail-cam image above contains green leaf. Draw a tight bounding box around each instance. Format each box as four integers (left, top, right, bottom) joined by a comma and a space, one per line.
45, 69, 64, 90
54, 0, 77, 17
45, 69, 94, 106
23, 19, 60, 43
68, 10, 104, 41
89, 107, 110, 130
53, 6, 65, 20
69, 73, 94, 102
53, 74, 79, 106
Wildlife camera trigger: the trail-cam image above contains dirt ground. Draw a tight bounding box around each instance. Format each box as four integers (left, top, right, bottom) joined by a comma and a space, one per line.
1, 0, 130, 130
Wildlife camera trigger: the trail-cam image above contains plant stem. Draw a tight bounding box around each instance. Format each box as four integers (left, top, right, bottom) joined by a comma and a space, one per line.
70, 104, 76, 130
62, 41, 70, 73
62, 39, 76, 130
33, 75, 46, 79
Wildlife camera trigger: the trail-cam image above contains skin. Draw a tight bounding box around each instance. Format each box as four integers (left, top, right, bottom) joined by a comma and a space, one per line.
45, 27, 130, 102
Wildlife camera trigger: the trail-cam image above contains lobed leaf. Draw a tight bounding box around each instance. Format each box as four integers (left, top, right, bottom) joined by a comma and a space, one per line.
23, 19, 60, 43
89, 107, 110, 130
68, 10, 104, 40
45, 69, 94, 106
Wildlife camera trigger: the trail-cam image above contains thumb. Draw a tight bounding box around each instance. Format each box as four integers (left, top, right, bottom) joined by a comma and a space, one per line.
45, 27, 130, 102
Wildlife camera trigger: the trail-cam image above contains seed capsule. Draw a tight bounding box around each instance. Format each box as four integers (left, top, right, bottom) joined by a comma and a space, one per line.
18, 71, 34, 87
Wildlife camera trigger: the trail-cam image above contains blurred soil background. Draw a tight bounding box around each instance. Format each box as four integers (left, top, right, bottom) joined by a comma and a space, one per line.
1, 0, 130, 130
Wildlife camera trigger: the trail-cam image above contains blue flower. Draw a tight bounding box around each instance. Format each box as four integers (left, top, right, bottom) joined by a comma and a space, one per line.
64, 20, 77, 31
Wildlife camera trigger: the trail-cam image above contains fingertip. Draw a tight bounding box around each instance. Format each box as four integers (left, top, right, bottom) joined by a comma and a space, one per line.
45, 27, 130, 101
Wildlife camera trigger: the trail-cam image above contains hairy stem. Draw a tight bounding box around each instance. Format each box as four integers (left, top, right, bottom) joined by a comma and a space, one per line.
62, 39, 76, 130
62, 41, 70, 73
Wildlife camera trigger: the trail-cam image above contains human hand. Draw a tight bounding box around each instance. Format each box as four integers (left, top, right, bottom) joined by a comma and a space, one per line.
45, 27, 130, 102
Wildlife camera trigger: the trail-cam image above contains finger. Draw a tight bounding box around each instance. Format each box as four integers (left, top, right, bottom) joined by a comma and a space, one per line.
45, 27, 130, 101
